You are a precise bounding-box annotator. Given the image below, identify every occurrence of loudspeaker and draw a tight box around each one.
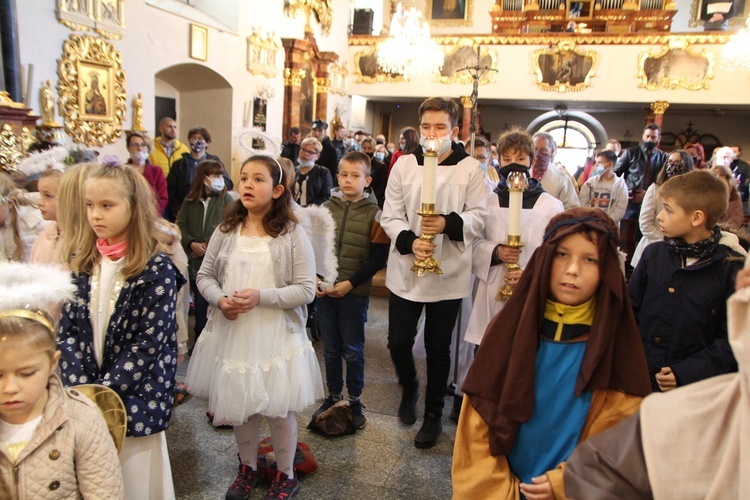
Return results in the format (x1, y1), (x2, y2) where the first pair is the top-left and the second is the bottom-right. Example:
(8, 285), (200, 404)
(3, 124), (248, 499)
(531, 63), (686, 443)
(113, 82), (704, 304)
(352, 9), (374, 35)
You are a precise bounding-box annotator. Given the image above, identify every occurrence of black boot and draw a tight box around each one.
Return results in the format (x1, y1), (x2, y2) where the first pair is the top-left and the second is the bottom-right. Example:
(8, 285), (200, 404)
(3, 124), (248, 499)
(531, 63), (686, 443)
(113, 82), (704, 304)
(449, 395), (462, 424)
(414, 413), (442, 449)
(398, 379), (419, 425)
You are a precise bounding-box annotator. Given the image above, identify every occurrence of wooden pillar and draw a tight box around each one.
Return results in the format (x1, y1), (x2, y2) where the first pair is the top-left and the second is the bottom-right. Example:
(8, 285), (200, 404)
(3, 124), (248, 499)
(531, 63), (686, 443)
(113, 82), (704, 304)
(460, 96), (472, 143)
(315, 52), (338, 127)
(282, 38), (315, 137)
(648, 100), (669, 129)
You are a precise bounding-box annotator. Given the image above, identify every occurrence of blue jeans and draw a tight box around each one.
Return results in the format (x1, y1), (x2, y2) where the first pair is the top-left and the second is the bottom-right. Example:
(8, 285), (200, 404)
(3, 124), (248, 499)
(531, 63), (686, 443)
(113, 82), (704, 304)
(317, 294), (369, 398)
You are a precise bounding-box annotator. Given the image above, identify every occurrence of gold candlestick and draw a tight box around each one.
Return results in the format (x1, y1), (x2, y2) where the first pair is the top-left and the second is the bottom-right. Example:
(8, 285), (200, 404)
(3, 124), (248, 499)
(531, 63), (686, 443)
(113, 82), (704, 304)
(496, 171), (528, 300)
(411, 203), (444, 277)
(496, 239), (525, 300)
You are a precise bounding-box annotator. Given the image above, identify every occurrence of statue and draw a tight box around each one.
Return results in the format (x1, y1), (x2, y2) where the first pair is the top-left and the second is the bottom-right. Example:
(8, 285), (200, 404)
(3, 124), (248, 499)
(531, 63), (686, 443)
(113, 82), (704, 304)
(40, 81), (61, 127)
(132, 93), (146, 131)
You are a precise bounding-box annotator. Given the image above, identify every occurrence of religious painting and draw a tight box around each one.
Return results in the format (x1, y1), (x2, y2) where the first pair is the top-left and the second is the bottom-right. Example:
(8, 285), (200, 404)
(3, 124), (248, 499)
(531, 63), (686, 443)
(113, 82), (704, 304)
(190, 24), (208, 61)
(56, 0), (125, 39)
(436, 44), (497, 84)
(57, 34), (126, 146)
(426, 0), (473, 26)
(247, 29), (281, 78)
(533, 42), (598, 93)
(299, 60), (316, 131)
(353, 49), (407, 84)
(637, 40), (714, 91)
(690, 0), (749, 27)
(252, 98), (267, 150)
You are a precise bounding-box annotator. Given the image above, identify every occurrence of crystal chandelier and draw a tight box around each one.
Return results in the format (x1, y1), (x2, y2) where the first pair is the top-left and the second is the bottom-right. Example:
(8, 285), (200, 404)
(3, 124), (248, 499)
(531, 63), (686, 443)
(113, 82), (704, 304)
(722, 18), (750, 71)
(377, 7), (444, 78)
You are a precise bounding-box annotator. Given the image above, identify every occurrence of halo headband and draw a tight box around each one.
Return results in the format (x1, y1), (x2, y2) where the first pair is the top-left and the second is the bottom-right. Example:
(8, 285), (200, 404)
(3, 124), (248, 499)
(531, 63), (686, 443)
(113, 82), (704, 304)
(273, 157), (283, 184)
(0, 309), (55, 334)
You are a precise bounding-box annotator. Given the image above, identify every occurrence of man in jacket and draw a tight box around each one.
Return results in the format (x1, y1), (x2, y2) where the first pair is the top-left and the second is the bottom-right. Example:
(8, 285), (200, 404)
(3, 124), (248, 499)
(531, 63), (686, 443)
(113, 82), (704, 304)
(615, 124), (668, 221)
(150, 117), (190, 177)
(311, 119), (339, 184)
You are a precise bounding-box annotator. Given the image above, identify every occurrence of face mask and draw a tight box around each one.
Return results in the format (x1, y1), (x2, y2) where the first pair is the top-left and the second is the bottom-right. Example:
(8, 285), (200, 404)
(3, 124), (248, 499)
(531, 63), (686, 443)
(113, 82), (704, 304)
(498, 163), (530, 180)
(374, 152), (385, 162)
(190, 141), (206, 153)
(593, 166), (606, 176)
(298, 158), (315, 168)
(531, 151), (551, 170)
(715, 157), (728, 167)
(479, 161), (488, 174)
(345, 138), (354, 149)
(692, 156), (701, 165)
(388, 146), (395, 154)
(376, 139), (384, 145)
(208, 177), (225, 192)
(130, 151), (149, 163)
(665, 162), (685, 178)
(365, 151), (374, 158)
(420, 135), (452, 156)
(491, 158), (499, 168)
(643, 140), (658, 150)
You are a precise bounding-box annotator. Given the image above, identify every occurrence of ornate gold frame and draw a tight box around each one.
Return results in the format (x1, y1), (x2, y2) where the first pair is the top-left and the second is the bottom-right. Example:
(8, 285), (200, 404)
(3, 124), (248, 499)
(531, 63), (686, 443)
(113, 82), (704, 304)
(689, 0), (749, 28)
(190, 24), (208, 61)
(636, 38), (714, 91)
(435, 42), (497, 84)
(354, 48), (407, 84)
(247, 29), (281, 78)
(329, 63), (348, 95)
(426, 0), (474, 27)
(57, 34), (126, 146)
(532, 41), (598, 92)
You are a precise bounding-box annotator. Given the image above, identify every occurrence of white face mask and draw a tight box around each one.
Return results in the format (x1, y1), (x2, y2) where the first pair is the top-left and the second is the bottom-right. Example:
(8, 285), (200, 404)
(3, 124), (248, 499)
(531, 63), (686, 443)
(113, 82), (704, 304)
(374, 152), (385, 162)
(131, 150), (149, 164)
(208, 177), (225, 192)
(419, 135), (452, 156)
(298, 158), (315, 168)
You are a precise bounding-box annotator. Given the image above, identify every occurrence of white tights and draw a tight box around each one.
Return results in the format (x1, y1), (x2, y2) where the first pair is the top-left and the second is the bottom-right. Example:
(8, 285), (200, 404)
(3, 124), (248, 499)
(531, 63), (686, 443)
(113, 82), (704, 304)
(234, 413), (298, 478)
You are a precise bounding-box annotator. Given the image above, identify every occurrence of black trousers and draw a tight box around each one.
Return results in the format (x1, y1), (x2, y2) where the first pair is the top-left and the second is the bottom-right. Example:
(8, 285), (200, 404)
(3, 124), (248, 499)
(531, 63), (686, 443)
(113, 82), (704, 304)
(387, 293), (462, 417)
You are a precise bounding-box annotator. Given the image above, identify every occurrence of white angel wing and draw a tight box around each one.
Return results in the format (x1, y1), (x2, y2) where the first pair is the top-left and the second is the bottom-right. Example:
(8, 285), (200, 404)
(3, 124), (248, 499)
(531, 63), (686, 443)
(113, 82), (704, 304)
(293, 204), (339, 283)
(236, 128), (281, 158)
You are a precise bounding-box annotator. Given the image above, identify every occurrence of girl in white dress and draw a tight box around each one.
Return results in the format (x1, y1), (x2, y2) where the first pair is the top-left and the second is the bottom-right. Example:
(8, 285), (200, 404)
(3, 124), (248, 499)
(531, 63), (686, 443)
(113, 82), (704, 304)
(187, 156), (322, 500)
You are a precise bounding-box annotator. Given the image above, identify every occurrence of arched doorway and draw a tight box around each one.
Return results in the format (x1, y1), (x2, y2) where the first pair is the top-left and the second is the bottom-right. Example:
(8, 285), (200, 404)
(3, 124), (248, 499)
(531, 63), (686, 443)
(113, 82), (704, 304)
(528, 111), (607, 175)
(154, 64), (233, 173)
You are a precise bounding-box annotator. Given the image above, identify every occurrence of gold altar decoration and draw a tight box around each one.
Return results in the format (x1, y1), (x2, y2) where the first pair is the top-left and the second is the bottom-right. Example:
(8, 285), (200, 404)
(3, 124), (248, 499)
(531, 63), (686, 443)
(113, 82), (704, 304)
(131, 93), (145, 132)
(637, 38), (714, 91)
(436, 42), (497, 84)
(354, 48), (407, 84)
(329, 63), (348, 95)
(0, 124), (23, 172)
(0, 91), (25, 109)
(284, 0), (332, 35)
(40, 81), (61, 127)
(57, 34), (127, 146)
(21, 127), (35, 154)
(247, 29), (281, 78)
(56, 0), (125, 39)
(533, 41), (598, 92)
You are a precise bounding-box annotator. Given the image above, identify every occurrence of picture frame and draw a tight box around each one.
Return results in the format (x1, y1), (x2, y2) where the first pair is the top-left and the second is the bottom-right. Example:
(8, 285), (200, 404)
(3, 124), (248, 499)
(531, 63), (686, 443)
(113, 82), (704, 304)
(533, 41), (598, 93)
(353, 48), (407, 84)
(637, 39), (714, 91)
(57, 34), (126, 146)
(190, 24), (208, 61)
(425, 0), (473, 27)
(689, 0), (749, 27)
(436, 43), (497, 84)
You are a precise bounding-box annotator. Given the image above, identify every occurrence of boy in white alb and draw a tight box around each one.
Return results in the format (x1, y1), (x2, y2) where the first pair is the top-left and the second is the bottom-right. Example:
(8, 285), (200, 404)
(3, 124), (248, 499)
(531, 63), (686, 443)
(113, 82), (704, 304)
(381, 97), (487, 449)
(579, 149), (629, 224)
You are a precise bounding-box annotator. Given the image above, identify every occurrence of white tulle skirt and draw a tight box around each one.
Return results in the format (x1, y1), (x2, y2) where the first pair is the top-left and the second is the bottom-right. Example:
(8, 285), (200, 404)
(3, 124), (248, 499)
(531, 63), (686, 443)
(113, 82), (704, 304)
(186, 235), (323, 426)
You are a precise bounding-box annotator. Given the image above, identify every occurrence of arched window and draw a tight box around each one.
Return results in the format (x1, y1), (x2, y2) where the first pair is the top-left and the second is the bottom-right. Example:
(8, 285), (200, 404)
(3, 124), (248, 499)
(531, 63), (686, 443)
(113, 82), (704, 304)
(538, 118), (599, 175)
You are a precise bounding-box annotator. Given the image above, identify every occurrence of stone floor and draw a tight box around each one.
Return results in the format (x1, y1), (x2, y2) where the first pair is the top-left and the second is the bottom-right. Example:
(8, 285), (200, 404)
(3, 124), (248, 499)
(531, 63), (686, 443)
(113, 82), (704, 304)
(167, 296), (457, 499)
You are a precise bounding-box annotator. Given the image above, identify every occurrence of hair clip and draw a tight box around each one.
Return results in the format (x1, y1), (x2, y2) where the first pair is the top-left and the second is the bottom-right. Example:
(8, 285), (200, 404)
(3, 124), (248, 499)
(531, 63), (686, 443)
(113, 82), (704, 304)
(101, 154), (122, 167)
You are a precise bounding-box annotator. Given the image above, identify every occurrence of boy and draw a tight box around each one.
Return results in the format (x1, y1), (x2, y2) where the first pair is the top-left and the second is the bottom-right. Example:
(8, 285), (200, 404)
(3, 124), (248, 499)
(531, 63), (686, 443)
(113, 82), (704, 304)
(578, 149), (629, 224)
(630, 170), (743, 392)
(311, 151), (389, 429)
(381, 97), (487, 449)
(454, 209), (650, 498)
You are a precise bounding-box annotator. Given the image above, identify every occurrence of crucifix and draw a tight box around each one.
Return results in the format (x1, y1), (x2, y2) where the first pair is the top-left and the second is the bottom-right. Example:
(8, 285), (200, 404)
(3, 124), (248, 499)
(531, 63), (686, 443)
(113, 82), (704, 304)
(457, 46), (498, 157)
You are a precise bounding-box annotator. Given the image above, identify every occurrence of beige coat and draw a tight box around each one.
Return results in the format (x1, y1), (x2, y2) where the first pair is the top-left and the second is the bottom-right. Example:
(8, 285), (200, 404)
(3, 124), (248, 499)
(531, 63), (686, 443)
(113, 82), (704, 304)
(0, 375), (124, 499)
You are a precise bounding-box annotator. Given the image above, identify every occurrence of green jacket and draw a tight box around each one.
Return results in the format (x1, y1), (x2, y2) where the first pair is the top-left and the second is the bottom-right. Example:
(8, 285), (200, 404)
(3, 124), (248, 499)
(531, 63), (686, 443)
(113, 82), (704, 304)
(324, 191), (388, 297)
(176, 192), (234, 280)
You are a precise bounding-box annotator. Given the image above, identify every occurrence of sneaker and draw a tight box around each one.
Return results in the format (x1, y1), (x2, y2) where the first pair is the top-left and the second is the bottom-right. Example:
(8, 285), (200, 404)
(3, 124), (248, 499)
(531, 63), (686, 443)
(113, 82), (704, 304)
(225, 462), (263, 500)
(398, 379), (419, 425)
(264, 471), (300, 499)
(448, 395), (462, 425)
(349, 399), (367, 429)
(307, 395), (340, 429)
(414, 414), (442, 449)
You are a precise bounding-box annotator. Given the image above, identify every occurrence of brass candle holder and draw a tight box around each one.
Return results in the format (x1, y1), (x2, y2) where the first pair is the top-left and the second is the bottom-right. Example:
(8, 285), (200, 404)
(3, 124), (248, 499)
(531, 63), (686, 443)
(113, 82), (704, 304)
(496, 239), (525, 300)
(411, 203), (444, 277)
(496, 171), (528, 300)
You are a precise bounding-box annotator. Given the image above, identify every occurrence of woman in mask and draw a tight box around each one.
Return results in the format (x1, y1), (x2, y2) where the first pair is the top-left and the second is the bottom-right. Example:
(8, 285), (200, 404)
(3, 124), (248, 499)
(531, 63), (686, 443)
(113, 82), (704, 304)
(176, 159), (235, 347)
(126, 131), (169, 215)
(685, 142), (709, 170)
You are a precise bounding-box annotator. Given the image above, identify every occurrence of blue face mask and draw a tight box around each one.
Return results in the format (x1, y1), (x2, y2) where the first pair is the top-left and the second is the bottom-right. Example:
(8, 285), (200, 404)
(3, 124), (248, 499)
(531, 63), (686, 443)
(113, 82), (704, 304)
(593, 166), (606, 176)
(479, 161), (489, 174)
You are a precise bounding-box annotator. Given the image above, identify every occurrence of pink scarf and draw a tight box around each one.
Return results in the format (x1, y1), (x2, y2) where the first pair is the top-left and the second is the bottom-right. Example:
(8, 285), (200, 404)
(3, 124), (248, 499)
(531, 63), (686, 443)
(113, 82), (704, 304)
(96, 238), (128, 261)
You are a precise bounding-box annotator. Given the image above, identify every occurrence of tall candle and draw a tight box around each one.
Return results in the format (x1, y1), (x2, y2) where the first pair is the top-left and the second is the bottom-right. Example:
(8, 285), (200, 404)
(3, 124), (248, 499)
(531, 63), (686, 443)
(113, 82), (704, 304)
(422, 152), (438, 206)
(508, 189), (522, 237)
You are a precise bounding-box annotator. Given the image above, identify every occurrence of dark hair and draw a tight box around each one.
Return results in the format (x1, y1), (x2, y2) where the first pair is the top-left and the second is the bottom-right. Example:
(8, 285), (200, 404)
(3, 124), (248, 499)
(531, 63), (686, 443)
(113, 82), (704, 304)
(498, 127), (535, 161)
(27, 141), (57, 154)
(219, 156), (296, 237)
(185, 160), (227, 202)
(644, 123), (662, 135)
(418, 97), (460, 128)
(188, 126), (212, 143)
(288, 127), (300, 135)
(474, 136), (490, 150)
(659, 170), (727, 228)
(341, 151), (371, 176)
(595, 149), (618, 164)
(655, 149), (694, 185)
(399, 127), (419, 154)
(731, 144), (742, 154)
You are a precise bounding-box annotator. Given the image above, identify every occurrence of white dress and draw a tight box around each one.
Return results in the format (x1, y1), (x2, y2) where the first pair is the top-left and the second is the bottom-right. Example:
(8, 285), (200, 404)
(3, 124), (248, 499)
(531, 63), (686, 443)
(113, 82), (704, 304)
(187, 234), (323, 425)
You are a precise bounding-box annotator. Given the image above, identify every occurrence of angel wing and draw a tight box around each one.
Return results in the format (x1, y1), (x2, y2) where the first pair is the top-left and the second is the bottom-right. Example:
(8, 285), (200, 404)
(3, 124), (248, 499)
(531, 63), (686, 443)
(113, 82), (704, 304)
(293, 203), (339, 283)
(236, 128), (281, 158)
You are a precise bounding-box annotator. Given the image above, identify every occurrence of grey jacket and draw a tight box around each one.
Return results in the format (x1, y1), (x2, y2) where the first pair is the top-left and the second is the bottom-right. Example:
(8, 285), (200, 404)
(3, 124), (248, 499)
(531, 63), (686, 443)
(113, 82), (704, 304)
(196, 223), (316, 333)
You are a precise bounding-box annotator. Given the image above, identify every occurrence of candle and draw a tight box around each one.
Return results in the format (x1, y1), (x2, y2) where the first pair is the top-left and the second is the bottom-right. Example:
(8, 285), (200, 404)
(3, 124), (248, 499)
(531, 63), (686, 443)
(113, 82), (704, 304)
(422, 153), (437, 206)
(508, 189), (522, 237)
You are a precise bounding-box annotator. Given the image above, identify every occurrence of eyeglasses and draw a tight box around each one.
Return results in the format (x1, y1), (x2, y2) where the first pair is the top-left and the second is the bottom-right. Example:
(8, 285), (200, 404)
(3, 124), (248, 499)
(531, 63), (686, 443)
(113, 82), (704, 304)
(129, 143), (148, 149)
(300, 148), (319, 156)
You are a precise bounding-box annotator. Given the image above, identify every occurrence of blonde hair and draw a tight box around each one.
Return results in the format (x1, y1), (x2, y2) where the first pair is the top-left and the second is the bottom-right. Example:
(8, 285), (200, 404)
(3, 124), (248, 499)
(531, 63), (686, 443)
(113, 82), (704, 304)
(277, 157), (296, 192)
(0, 315), (57, 360)
(72, 164), (160, 279)
(58, 163), (93, 266)
(300, 137), (322, 154)
(0, 173), (37, 261)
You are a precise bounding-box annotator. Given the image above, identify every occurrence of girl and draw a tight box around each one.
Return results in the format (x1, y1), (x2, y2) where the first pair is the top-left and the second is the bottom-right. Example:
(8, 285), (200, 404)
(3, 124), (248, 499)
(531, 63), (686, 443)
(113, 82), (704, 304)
(30, 169), (64, 265)
(57, 163), (185, 500)
(186, 156), (323, 500)
(0, 262), (124, 498)
(631, 149), (694, 267)
(57, 163), (93, 266)
(0, 174), (47, 262)
(176, 160), (234, 345)
(453, 208), (652, 499)
(125, 131), (168, 215)
(711, 163), (745, 230)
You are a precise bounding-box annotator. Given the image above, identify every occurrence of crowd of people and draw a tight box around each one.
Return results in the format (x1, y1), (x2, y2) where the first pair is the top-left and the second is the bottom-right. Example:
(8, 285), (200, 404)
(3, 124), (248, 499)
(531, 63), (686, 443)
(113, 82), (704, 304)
(0, 97), (748, 499)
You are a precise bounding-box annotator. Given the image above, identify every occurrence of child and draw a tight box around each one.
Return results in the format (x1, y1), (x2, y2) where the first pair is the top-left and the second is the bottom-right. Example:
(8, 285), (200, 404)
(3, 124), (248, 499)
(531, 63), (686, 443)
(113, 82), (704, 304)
(0, 174), (47, 262)
(453, 208), (651, 498)
(57, 163), (93, 265)
(631, 149), (695, 267)
(311, 151), (389, 430)
(0, 262), (124, 498)
(176, 160), (234, 345)
(381, 97), (487, 449)
(578, 149), (629, 224)
(186, 156), (322, 499)
(631, 170), (744, 392)
(57, 163), (185, 499)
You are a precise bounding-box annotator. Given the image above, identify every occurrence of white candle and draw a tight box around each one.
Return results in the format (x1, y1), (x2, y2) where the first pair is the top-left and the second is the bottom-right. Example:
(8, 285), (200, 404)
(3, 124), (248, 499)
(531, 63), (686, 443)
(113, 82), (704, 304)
(422, 153), (438, 206)
(508, 189), (522, 238)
